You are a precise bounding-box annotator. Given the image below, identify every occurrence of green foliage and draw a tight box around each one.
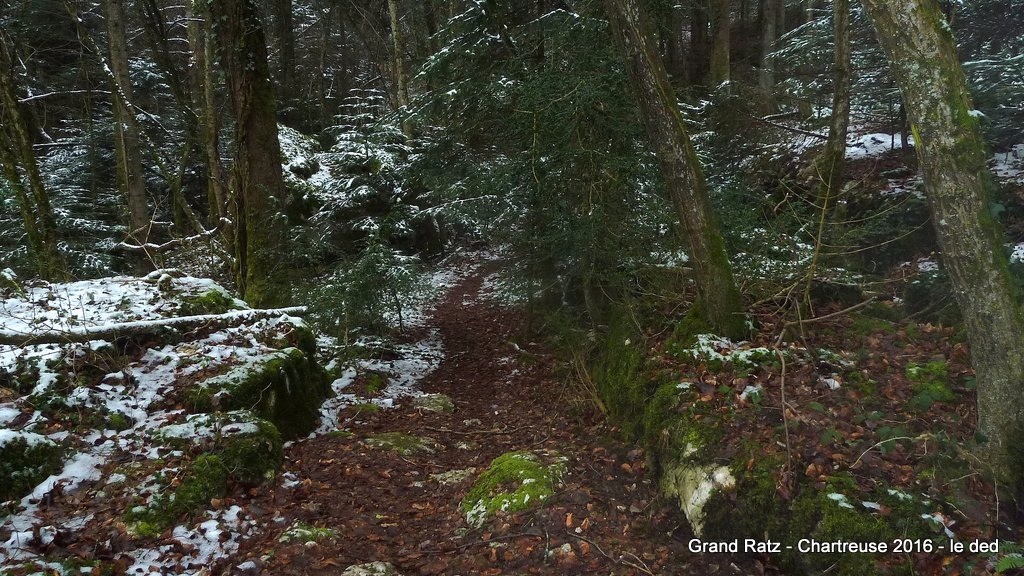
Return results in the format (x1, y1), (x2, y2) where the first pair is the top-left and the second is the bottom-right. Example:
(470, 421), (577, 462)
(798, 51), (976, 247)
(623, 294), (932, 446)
(308, 235), (425, 338)
(906, 360), (954, 411)
(414, 2), (676, 320)
(997, 553), (1024, 573)
(0, 434), (65, 503)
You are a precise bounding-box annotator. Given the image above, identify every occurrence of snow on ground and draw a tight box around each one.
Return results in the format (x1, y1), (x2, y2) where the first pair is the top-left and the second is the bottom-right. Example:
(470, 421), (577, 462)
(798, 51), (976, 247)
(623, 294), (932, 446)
(313, 250), (496, 435)
(845, 132), (906, 160)
(0, 272), (308, 573)
(991, 143), (1024, 184)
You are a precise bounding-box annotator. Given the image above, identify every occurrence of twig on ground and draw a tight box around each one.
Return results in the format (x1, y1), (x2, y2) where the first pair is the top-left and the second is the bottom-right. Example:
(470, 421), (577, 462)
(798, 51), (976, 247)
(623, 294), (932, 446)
(850, 434), (930, 470)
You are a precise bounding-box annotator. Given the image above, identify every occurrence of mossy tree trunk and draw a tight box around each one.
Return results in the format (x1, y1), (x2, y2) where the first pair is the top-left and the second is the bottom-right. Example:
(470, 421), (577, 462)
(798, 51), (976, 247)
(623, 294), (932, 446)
(186, 0), (229, 231)
(811, 0), (850, 200)
(105, 0), (152, 266)
(708, 0), (730, 88)
(861, 0), (1024, 483)
(604, 0), (746, 338)
(0, 30), (67, 280)
(211, 0), (289, 307)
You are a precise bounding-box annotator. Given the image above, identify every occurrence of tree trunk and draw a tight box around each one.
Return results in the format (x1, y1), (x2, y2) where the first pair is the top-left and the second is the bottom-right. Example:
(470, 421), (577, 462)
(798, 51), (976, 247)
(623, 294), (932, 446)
(811, 0), (850, 199)
(423, 0), (440, 55)
(666, 4), (685, 79)
(274, 0), (296, 121)
(689, 1), (710, 85)
(211, 0), (289, 307)
(316, 0), (338, 129)
(105, 0), (152, 264)
(709, 0), (730, 88)
(0, 30), (66, 279)
(604, 0), (746, 338)
(797, 0), (815, 117)
(861, 0), (1024, 483)
(759, 0), (776, 102)
(388, 0), (412, 139)
(186, 0), (228, 230)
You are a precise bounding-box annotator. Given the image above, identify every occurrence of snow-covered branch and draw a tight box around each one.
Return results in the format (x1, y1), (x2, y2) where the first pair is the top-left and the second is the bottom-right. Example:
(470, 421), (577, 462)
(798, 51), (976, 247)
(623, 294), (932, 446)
(0, 307), (306, 346)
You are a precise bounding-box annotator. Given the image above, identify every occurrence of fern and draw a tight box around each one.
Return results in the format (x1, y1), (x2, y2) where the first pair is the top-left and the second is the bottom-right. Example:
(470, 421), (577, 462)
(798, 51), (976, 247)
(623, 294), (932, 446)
(997, 553), (1024, 573)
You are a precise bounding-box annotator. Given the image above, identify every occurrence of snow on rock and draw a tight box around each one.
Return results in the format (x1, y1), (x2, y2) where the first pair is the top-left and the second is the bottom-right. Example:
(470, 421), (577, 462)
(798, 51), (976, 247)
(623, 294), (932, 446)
(0, 249), (479, 572)
(0, 273), (317, 572)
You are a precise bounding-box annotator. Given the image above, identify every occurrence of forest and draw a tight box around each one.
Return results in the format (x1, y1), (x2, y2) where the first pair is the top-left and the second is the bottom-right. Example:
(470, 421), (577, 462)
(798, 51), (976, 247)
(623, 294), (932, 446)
(1, 0), (1024, 574)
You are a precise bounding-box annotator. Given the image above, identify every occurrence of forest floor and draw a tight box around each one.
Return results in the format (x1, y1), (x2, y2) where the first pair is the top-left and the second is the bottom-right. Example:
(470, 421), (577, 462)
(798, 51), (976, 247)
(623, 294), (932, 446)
(227, 257), (756, 575)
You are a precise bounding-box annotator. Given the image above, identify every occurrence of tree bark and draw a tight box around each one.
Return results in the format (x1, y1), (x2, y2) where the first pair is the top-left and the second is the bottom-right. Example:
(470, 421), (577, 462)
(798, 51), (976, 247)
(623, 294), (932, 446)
(388, 0), (412, 139)
(604, 0), (746, 338)
(810, 0), (850, 199)
(0, 30), (66, 280)
(274, 0), (296, 121)
(709, 0), (730, 88)
(105, 0), (152, 263)
(759, 0), (776, 102)
(861, 0), (1024, 482)
(186, 0), (228, 229)
(211, 0), (289, 307)
(689, 1), (710, 85)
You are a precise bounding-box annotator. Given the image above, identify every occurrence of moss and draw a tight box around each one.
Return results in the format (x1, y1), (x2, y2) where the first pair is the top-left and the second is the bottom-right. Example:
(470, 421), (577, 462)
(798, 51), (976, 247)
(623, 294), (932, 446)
(124, 454), (228, 537)
(180, 289), (240, 316)
(703, 457), (787, 542)
(279, 521), (335, 543)
(785, 487), (894, 575)
(353, 402), (382, 414)
(667, 305), (712, 351)
(185, 347), (329, 438)
(363, 432), (441, 455)
(155, 411), (283, 485)
(412, 393), (454, 413)
(641, 382), (684, 447)
(461, 451), (566, 528)
(106, 411), (132, 431)
(906, 360), (954, 411)
(589, 316), (647, 437)
(849, 313), (895, 336)
(0, 433), (65, 503)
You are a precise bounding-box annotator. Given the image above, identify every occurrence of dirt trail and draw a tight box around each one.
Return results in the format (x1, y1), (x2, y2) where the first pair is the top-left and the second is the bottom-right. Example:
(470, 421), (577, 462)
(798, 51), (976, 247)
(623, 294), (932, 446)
(233, 263), (750, 575)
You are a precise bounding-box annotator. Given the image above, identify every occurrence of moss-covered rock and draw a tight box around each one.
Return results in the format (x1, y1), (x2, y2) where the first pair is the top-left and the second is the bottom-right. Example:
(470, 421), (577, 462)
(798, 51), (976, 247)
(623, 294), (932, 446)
(124, 454), (229, 538)
(339, 562), (403, 576)
(363, 432), (441, 455)
(185, 347), (329, 438)
(156, 410), (284, 484)
(180, 289), (242, 316)
(412, 393), (455, 413)
(431, 468), (476, 485)
(660, 461), (736, 536)
(279, 521), (336, 544)
(0, 431), (64, 503)
(461, 450), (567, 528)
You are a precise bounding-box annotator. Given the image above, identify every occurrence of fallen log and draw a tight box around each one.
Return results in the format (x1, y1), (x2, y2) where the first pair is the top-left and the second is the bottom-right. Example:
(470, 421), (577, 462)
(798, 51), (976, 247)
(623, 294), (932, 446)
(0, 306), (306, 347)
